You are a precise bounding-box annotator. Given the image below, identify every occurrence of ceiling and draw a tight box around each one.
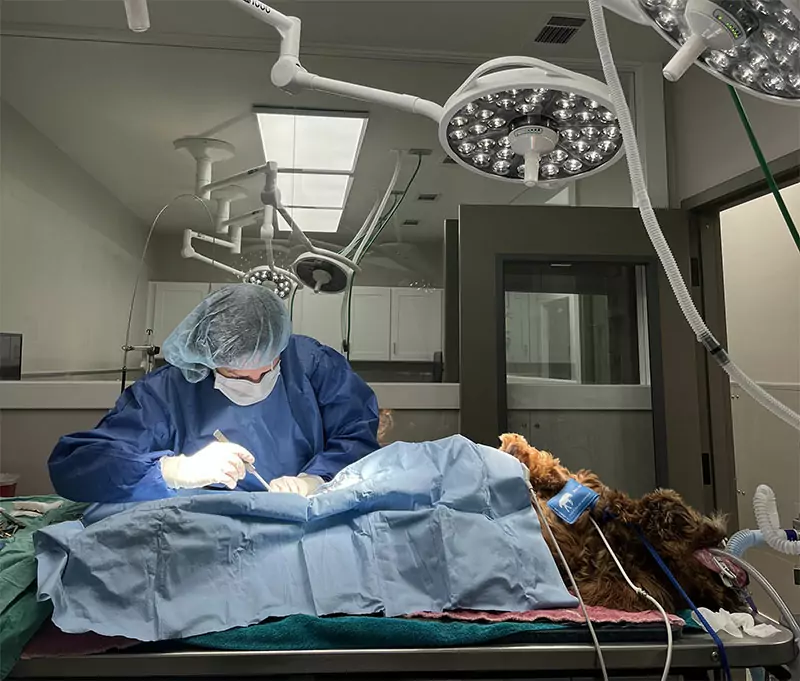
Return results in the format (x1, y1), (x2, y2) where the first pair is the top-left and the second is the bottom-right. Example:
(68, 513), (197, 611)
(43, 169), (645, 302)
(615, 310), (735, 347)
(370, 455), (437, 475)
(0, 0), (672, 245)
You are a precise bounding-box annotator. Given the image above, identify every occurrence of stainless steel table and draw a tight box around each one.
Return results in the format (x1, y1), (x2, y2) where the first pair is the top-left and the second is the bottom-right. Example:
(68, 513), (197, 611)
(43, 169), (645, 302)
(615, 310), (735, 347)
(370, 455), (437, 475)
(10, 626), (797, 680)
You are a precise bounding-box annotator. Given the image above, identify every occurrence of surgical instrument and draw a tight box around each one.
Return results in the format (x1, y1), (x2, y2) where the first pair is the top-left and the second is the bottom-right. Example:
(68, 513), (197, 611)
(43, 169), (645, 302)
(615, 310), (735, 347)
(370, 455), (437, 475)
(212, 429), (271, 491)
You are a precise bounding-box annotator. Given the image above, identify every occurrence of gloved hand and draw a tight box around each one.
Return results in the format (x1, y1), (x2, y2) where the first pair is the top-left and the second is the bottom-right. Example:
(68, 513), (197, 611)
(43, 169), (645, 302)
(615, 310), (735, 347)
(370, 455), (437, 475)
(160, 442), (256, 490)
(268, 473), (324, 497)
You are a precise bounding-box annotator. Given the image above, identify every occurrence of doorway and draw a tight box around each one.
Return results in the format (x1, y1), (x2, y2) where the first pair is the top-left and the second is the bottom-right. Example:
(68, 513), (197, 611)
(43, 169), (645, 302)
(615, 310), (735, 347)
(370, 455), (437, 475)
(719, 181), (800, 614)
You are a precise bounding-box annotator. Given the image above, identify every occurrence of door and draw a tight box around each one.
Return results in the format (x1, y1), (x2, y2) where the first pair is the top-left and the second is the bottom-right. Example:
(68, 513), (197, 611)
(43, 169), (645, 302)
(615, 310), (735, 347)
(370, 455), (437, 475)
(391, 288), (443, 362)
(349, 287), (391, 361)
(457, 205), (706, 509)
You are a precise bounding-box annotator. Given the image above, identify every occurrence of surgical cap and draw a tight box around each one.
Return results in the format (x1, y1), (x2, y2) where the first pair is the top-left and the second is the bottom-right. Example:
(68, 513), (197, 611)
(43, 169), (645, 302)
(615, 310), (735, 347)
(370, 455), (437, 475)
(163, 284), (292, 383)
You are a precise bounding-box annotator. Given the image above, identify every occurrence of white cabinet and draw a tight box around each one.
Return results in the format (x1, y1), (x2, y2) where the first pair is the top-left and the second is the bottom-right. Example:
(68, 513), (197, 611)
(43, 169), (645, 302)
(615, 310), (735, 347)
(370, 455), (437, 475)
(390, 288), (443, 362)
(293, 287), (345, 353)
(148, 282), (212, 349)
(348, 287), (391, 361)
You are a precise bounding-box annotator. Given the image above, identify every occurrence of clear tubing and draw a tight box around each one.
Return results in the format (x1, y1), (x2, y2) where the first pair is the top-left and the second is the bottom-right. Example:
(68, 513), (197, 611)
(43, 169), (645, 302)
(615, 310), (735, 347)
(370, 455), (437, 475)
(726, 529), (764, 557)
(122, 194), (216, 392)
(709, 548), (800, 681)
(353, 152), (403, 264)
(586, 0), (800, 432)
(753, 485), (800, 556)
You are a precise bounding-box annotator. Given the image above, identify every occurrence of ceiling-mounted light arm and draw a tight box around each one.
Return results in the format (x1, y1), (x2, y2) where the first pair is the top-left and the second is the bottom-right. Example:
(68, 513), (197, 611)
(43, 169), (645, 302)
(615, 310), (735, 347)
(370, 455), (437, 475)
(226, 0), (444, 123)
(201, 163), (272, 200)
(183, 227), (243, 255)
(288, 72), (444, 123)
(181, 228), (246, 277)
(227, 0), (301, 60)
(259, 162), (362, 273)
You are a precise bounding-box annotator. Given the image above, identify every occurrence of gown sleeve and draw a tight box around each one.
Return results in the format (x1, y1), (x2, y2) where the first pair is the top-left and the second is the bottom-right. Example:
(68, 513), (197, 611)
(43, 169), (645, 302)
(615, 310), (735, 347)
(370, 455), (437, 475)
(301, 344), (379, 481)
(48, 378), (177, 503)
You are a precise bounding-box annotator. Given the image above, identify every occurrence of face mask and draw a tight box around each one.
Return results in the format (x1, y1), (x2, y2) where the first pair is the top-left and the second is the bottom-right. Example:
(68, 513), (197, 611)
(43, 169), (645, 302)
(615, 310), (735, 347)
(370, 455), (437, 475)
(214, 364), (281, 406)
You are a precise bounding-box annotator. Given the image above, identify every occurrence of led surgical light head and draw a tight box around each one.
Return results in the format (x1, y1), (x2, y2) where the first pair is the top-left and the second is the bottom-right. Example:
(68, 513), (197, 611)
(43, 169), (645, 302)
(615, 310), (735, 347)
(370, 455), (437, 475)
(603, 0), (800, 105)
(438, 58), (625, 186)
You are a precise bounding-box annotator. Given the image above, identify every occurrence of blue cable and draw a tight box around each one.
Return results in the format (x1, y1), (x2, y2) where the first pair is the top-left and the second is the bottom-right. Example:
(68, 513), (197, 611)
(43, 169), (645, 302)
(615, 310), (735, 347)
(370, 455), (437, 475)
(634, 527), (733, 681)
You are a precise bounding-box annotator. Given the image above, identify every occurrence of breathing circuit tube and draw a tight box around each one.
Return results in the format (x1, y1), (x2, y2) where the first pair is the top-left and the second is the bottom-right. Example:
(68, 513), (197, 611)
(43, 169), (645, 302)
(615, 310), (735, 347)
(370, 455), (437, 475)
(726, 529), (765, 558)
(586, 0), (800, 433)
(753, 485), (800, 556)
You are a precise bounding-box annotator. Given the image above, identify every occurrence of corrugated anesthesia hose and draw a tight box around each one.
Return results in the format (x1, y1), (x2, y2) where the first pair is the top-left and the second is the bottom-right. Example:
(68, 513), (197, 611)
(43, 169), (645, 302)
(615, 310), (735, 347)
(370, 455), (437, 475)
(726, 529), (764, 557)
(753, 485), (800, 556)
(586, 0), (800, 432)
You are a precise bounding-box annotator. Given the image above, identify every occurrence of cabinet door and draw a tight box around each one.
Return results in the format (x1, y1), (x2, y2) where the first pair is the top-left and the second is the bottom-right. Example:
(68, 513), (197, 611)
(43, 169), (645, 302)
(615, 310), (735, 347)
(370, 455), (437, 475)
(349, 287), (391, 361)
(390, 289), (443, 361)
(294, 288), (345, 353)
(149, 282), (211, 350)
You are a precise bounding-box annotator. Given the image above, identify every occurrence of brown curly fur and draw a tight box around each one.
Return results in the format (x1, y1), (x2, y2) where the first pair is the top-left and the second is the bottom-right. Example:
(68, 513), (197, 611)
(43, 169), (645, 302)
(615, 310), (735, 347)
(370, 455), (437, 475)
(499, 433), (742, 614)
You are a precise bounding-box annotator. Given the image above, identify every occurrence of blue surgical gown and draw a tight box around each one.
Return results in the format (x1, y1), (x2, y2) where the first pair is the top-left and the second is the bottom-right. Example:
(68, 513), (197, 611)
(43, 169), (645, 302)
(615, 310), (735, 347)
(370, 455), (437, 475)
(49, 335), (380, 503)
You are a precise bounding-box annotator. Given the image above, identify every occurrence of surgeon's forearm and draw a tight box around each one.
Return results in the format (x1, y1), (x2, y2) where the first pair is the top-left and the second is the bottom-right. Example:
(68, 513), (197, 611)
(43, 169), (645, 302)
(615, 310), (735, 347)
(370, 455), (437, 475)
(302, 433), (378, 480)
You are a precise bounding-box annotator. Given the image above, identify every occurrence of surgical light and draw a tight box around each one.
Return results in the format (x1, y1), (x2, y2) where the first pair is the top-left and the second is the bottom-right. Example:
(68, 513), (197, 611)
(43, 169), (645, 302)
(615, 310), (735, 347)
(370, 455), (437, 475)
(245, 266), (294, 299)
(210, 1), (626, 189)
(438, 58), (625, 187)
(603, 0), (800, 105)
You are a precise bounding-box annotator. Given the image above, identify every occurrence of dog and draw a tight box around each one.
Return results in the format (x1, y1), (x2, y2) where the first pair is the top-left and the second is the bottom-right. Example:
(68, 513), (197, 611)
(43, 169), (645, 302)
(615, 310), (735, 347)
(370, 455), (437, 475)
(499, 433), (742, 614)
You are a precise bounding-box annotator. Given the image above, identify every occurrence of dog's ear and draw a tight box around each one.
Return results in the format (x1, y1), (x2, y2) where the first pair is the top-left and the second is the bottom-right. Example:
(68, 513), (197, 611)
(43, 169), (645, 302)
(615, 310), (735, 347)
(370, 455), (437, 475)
(499, 433), (529, 458)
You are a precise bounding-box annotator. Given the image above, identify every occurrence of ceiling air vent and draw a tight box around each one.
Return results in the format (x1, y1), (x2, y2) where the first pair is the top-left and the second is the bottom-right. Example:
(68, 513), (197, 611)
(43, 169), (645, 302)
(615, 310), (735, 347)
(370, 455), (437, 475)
(417, 193), (440, 202)
(402, 219), (420, 227)
(534, 16), (586, 45)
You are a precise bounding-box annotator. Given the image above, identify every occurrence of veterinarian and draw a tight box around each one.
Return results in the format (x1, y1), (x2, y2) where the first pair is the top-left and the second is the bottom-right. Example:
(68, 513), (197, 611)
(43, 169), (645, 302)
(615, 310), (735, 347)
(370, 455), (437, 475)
(49, 284), (380, 504)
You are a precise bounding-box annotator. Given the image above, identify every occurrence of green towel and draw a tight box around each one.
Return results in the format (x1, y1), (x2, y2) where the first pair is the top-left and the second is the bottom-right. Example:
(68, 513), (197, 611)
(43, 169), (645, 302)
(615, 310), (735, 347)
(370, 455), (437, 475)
(0, 497), (86, 680)
(185, 614), (570, 651)
(186, 611), (698, 651)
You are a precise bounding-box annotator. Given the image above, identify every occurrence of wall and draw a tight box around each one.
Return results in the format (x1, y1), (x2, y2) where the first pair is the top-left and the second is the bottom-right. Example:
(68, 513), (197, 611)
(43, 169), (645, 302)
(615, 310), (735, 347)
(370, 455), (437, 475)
(0, 101), (150, 375)
(721, 184), (800, 384)
(668, 68), (800, 203)
(720, 183), (800, 614)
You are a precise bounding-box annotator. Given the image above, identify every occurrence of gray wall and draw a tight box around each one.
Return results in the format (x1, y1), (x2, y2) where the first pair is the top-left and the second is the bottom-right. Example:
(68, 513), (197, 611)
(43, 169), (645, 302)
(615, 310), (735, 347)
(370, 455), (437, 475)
(508, 410), (655, 498)
(667, 69), (800, 204)
(0, 101), (150, 375)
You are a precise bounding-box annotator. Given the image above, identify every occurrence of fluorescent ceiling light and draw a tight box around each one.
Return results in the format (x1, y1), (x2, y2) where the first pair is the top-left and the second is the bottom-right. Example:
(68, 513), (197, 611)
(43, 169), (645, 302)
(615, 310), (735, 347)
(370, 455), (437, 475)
(277, 173), (350, 209)
(278, 207), (343, 234)
(256, 111), (367, 172)
(256, 109), (367, 234)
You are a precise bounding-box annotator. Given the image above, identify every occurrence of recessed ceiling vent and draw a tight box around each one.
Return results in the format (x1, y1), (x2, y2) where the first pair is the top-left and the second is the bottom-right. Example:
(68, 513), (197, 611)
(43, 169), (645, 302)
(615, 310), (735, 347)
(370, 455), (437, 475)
(534, 16), (586, 45)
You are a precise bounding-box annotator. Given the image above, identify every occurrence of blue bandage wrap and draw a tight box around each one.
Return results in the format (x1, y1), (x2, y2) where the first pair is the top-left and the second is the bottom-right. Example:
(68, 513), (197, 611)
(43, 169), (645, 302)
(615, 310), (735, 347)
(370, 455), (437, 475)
(547, 478), (599, 524)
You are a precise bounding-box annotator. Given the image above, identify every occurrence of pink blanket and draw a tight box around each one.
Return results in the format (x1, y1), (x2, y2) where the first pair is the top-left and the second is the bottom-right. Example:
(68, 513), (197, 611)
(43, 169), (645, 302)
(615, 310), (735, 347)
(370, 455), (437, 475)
(411, 605), (684, 627)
